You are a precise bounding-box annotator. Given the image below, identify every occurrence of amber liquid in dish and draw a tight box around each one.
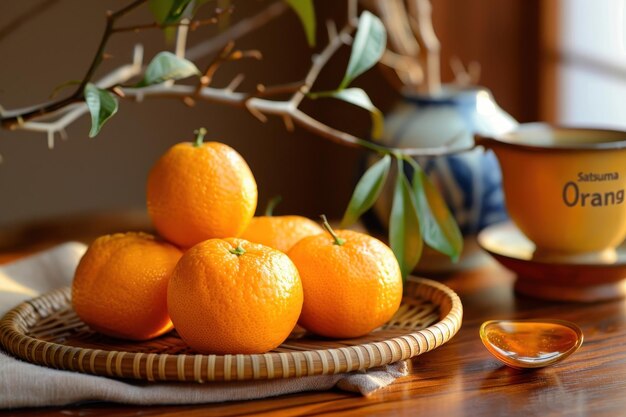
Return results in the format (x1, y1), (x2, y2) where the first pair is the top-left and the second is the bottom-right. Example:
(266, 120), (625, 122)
(480, 320), (583, 369)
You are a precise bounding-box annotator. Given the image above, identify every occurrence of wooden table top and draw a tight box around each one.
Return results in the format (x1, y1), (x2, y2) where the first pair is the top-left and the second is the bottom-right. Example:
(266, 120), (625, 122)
(2, 218), (626, 416)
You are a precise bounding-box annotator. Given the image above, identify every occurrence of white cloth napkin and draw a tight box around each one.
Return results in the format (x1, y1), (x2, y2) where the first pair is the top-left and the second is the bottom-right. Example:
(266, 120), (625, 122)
(0, 243), (408, 409)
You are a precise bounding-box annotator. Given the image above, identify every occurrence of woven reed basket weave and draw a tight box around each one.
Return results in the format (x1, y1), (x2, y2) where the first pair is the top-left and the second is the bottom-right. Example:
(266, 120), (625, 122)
(0, 277), (462, 382)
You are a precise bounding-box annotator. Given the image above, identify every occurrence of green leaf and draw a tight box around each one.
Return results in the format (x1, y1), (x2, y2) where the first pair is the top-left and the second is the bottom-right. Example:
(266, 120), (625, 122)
(285, 0), (316, 47)
(405, 157), (463, 261)
(148, 0), (178, 43)
(310, 88), (384, 140)
(166, 0), (194, 23)
(136, 52), (200, 87)
(340, 11), (386, 89)
(341, 154), (391, 228)
(389, 158), (423, 280)
(217, 0), (232, 30)
(149, 0), (173, 24)
(149, 0), (193, 24)
(84, 83), (118, 138)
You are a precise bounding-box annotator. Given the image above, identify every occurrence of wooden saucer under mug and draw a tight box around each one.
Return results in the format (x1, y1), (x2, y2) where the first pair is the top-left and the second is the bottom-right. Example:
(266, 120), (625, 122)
(478, 222), (626, 302)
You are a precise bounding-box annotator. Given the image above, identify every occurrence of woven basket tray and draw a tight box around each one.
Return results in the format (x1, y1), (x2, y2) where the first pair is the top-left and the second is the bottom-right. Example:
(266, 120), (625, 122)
(0, 277), (462, 382)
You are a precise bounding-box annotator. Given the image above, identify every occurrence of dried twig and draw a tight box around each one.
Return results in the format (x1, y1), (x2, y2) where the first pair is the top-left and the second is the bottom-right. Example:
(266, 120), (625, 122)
(380, 50), (423, 87)
(0, 0), (147, 128)
(116, 83), (465, 156)
(77, 0), (148, 97)
(0, 1), (287, 131)
(16, 45), (145, 148)
(290, 22), (356, 108)
(186, 2), (288, 61)
(195, 41), (236, 94)
(407, 0), (441, 94)
(450, 56), (481, 86)
(1, 0), (468, 158)
(361, 0), (422, 89)
(113, 14), (224, 33)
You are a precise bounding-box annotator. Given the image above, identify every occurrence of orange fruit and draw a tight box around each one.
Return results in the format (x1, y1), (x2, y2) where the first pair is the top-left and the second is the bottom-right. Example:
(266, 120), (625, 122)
(146, 128), (257, 248)
(241, 215), (323, 253)
(288, 218), (403, 338)
(167, 238), (303, 354)
(72, 232), (182, 341)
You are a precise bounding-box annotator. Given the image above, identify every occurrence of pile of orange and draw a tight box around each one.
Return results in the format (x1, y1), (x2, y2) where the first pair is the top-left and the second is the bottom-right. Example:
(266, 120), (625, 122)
(72, 128), (403, 354)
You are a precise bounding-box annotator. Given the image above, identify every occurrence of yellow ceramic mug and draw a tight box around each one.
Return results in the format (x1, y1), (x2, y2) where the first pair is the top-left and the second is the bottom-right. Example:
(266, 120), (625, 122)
(478, 124), (626, 262)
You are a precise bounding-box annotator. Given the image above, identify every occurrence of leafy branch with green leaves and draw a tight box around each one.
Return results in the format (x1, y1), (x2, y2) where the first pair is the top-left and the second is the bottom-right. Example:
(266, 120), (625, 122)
(0, 0), (463, 278)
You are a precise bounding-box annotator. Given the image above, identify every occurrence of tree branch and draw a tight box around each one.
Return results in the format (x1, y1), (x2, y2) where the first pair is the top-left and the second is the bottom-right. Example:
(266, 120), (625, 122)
(186, 1), (288, 61)
(407, 0), (441, 94)
(15, 44), (145, 148)
(113, 15), (220, 33)
(1, 1), (288, 129)
(118, 83), (465, 156)
(0, 0), (467, 157)
(290, 22), (356, 108)
(78, 0), (147, 95)
(0, 0), (147, 129)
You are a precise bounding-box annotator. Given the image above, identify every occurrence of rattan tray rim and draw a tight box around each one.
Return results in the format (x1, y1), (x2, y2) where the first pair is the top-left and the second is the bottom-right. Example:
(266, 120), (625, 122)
(0, 277), (462, 382)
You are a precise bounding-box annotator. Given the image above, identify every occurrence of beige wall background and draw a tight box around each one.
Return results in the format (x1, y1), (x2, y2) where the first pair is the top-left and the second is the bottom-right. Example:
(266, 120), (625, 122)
(0, 1), (540, 230)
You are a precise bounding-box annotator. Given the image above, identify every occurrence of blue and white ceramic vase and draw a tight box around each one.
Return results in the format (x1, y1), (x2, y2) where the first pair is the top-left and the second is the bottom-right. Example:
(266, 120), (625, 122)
(373, 86), (518, 272)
